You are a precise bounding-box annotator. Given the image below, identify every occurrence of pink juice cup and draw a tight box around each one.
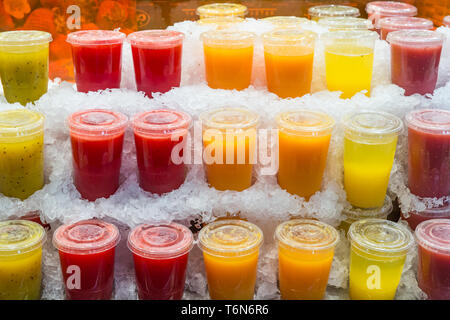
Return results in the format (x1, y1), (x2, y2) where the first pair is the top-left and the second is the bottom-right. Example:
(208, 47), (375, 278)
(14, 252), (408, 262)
(366, 1), (417, 32)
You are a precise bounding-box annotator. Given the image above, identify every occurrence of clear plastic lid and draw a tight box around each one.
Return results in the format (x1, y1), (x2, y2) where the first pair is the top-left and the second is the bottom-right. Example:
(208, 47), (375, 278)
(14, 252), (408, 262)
(198, 219), (263, 257)
(408, 202), (450, 218)
(405, 109), (450, 136)
(201, 30), (255, 48)
(444, 15), (450, 27)
(260, 16), (310, 27)
(318, 17), (373, 30)
(343, 195), (393, 221)
(275, 219), (339, 251)
(308, 5), (360, 18)
(128, 223), (194, 259)
(0, 30), (52, 46)
(343, 111), (403, 141)
(196, 3), (248, 18)
(322, 29), (379, 42)
(416, 219), (450, 255)
(53, 219), (120, 255)
(200, 107), (259, 131)
(0, 109), (44, 138)
(0, 220), (46, 256)
(262, 29), (316, 48)
(276, 110), (334, 136)
(132, 109), (191, 136)
(387, 30), (444, 47)
(66, 30), (126, 45)
(197, 16), (244, 26)
(348, 218), (413, 257)
(379, 16), (433, 31)
(68, 109), (128, 137)
(127, 30), (184, 49)
(366, 1), (417, 16)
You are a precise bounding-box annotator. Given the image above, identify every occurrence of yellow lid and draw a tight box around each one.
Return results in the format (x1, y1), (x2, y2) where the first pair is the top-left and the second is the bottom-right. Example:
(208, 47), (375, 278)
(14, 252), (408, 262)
(0, 109), (44, 139)
(196, 3), (248, 18)
(0, 220), (46, 256)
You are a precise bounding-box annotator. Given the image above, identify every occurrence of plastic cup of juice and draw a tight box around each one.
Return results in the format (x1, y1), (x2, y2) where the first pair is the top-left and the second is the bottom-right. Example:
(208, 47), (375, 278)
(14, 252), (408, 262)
(128, 222), (194, 300)
(308, 5), (360, 22)
(0, 220), (46, 300)
(132, 109), (191, 194)
(416, 219), (450, 300)
(318, 17), (373, 31)
(68, 109), (128, 201)
(387, 30), (444, 96)
(67, 30), (125, 93)
(198, 219), (263, 300)
(200, 107), (259, 191)
(201, 30), (255, 90)
(402, 202), (450, 231)
(0, 109), (44, 200)
(343, 111), (402, 209)
(53, 219), (120, 300)
(405, 109), (450, 198)
(260, 16), (311, 29)
(366, 1), (417, 31)
(322, 30), (378, 98)
(197, 16), (244, 29)
(128, 30), (184, 97)
(444, 16), (450, 27)
(275, 219), (339, 300)
(262, 29), (316, 98)
(0, 31), (52, 105)
(196, 3), (248, 19)
(379, 16), (433, 40)
(348, 218), (413, 300)
(276, 110), (334, 199)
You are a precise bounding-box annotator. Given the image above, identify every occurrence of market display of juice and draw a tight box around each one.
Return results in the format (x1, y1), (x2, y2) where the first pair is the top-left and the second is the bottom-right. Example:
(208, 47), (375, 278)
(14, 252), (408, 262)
(366, 1), (418, 32)
(308, 5), (360, 22)
(198, 219), (263, 300)
(0, 220), (46, 300)
(196, 3), (248, 19)
(379, 17), (433, 40)
(275, 219), (339, 300)
(0, 109), (44, 200)
(0, 31), (52, 105)
(318, 17), (373, 31)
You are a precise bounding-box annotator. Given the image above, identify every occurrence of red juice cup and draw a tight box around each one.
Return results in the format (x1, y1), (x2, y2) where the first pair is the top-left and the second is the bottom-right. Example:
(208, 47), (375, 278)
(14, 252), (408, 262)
(402, 203), (450, 230)
(405, 109), (450, 198)
(379, 16), (433, 40)
(132, 109), (191, 194)
(416, 219), (450, 300)
(53, 219), (120, 300)
(128, 222), (194, 300)
(387, 30), (444, 96)
(68, 109), (128, 201)
(67, 30), (125, 93)
(366, 1), (417, 32)
(128, 30), (184, 97)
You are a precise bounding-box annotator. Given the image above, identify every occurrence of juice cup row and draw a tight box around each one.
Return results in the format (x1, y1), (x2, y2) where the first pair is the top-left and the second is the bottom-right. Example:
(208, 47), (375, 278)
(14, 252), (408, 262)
(2, 217), (449, 300)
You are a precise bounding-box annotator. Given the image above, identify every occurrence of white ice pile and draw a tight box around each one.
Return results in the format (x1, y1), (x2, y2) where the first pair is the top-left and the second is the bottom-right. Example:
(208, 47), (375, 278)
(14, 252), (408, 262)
(0, 19), (449, 300)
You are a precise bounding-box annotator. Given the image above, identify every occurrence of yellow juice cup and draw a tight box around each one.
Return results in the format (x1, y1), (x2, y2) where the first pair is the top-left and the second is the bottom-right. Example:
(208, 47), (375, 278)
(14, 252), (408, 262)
(308, 5), (360, 22)
(348, 219), (413, 300)
(262, 29), (316, 98)
(276, 110), (334, 199)
(0, 220), (46, 300)
(0, 109), (45, 200)
(275, 219), (339, 300)
(343, 111), (402, 209)
(260, 16), (311, 29)
(323, 30), (378, 98)
(197, 16), (244, 29)
(198, 219), (263, 300)
(318, 17), (373, 31)
(201, 30), (255, 90)
(200, 107), (258, 191)
(196, 3), (248, 19)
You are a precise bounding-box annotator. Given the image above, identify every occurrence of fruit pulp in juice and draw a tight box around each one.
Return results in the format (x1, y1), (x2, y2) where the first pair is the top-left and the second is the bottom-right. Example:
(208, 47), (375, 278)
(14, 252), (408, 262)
(325, 45), (374, 98)
(0, 44), (48, 105)
(344, 136), (397, 208)
(417, 245), (450, 300)
(0, 134), (44, 200)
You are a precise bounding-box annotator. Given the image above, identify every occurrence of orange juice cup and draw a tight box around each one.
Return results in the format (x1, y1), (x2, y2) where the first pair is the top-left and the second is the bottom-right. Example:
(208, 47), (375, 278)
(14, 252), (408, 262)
(200, 107), (259, 191)
(196, 3), (248, 19)
(276, 110), (334, 199)
(198, 219), (263, 300)
(262, 29), (316, 98)
(275, 219), (339, 300)
(201, 30), (255, 90)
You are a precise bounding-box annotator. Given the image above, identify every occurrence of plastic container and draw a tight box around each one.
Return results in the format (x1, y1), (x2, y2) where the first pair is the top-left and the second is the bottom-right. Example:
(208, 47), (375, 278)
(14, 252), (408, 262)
(343, 111), (402, 209)
(275, 219), (339, 300)
(132, 109), (191, 194)
(308, 5), (360, 22)
(201, 30), (255, 90)
(196, 3), (248, 19)
(262, 29), (316, 98)
(68, 109), (128, 201)
(318, 17), (373, 31)
(260, 16), (311, 29)
(276, 110), (334, 199)
(348, 219), (413, 300)
(128, 223), (194, 300)
(0, 31), (52, 105)
(0, 109), (44, 200)
(197, 16), (244, 29)
(128, 30), (184, 97)
(366, 1), (417, 30)
(402, 203), (450, 231)
(198, 219), (263, 300)
(200, 107), (259, 191)
(379, 16), (433, 40)
(322, 30), (378, 98)
(67, 30), (125, 93)
(53, 219), (120, 300)
(0, 220), (46, 300)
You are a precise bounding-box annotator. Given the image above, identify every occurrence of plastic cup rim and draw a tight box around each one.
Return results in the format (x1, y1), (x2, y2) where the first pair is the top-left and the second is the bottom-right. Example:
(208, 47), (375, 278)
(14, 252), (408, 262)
(67, 109), (128, 137)
(308, 4), (360, 18)
(405, 108), (450, 135)
(132, 109), (192, 137)
(127, 30), (184, 48)
(415, 219), (450, 255)
(66, 30), (126, 46)
(0, 30), (52, 46)
(0, 109), (44, 138)
(0, 220), (46, 256)
(199, 107), (259, 131)
(276, 109), (335, 136)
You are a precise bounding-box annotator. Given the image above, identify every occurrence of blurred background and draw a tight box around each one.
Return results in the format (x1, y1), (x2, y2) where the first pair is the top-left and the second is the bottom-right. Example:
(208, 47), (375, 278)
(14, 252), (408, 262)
(0, 0), (448, 81)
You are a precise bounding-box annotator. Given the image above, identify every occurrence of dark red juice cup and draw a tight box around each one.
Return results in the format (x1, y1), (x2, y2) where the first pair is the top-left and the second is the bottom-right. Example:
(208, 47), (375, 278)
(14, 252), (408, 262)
(402, 203), (450, 230)
(379, 16), (433, 40)
(127, 30), (184, 97)
(128, 222), (194, 300)
(67, 30), (126, 93)
(132, 109), (191, 194)
(53, 219), (120, 300)
(68, 109), (128, 201)
(387, 30), (444, 96)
